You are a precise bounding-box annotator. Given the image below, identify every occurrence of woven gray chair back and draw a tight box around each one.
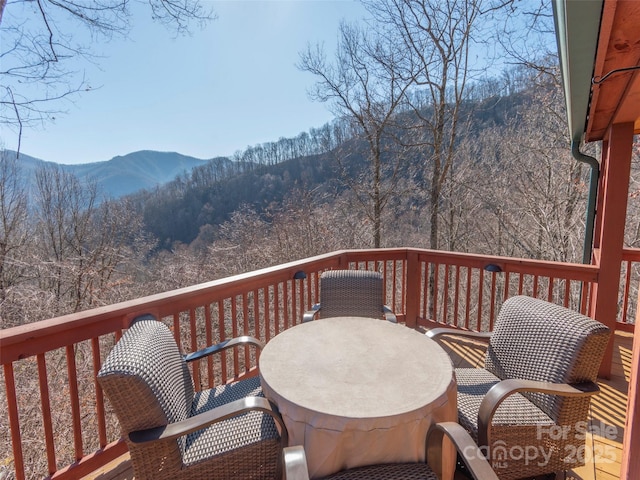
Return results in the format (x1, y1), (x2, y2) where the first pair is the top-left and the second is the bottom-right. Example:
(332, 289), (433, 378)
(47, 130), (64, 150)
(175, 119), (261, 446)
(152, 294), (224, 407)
(97, 315), (194, 455)
(485, 295), (610, 419)
(319, 270), (385, 319)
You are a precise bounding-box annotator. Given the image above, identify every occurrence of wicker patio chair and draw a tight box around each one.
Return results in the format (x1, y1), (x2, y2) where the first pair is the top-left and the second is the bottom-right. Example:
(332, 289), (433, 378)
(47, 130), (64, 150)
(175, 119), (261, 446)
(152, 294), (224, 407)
(427, 295), (611, 480)
(303, 270), (396, 322)
(97, 314), (288, 480)
(282, 422), (499, 480)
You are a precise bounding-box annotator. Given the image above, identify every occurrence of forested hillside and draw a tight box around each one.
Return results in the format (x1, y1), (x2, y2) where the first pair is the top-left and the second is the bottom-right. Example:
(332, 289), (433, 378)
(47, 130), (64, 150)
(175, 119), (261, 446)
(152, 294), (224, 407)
(131, 91), (530, 248)
(1, 70), (639, 328)
(134, 146), (353, 248)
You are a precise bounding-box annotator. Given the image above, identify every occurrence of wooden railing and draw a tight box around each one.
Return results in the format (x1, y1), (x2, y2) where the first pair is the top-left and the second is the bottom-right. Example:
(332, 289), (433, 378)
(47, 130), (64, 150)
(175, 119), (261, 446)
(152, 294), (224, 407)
(0, 247), (630, 480)
(619, 247), (640, 330)
(412, 250), (599, 331)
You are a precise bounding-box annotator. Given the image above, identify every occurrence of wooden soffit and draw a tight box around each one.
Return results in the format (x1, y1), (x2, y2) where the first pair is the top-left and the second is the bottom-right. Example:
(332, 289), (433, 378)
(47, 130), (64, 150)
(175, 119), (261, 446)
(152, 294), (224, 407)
(585, 0), (640, 142)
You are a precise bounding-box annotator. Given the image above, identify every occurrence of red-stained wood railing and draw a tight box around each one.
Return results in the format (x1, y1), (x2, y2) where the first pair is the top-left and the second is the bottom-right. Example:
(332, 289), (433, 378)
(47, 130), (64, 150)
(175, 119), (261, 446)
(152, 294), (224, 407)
(0, 247), (632, 480)
(413, 250), (600, 332)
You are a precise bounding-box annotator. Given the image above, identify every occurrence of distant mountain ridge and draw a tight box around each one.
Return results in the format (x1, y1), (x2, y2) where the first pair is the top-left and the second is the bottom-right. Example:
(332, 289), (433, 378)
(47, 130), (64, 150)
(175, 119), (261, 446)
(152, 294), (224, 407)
(6, 150), (229, 198)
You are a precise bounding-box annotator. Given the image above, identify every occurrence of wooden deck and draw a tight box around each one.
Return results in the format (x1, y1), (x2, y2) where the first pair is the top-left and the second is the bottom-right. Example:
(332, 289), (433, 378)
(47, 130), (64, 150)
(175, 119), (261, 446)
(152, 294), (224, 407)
(83, 331), (632, 480)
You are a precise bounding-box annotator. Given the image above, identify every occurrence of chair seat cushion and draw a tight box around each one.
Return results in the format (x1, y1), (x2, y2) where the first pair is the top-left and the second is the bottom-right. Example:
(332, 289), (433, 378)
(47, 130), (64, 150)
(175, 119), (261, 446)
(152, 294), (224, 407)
(183, 376), (281, 466)
(321, 463), (437, 479)
(455, 368), (554, 440)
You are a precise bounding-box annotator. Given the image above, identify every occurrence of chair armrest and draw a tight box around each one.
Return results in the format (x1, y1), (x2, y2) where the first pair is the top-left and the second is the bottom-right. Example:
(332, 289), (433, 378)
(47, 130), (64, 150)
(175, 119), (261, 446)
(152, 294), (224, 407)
(283, 446), (310, 480)
(128, 396), (288, 446)
(302, 304), (321, 323)
(477, 378), (600, 447)
(382, 305), (397, 323)
(426, 327), (492, 341)
(427, 422), (499, 480)
(183, 335), (264, 362)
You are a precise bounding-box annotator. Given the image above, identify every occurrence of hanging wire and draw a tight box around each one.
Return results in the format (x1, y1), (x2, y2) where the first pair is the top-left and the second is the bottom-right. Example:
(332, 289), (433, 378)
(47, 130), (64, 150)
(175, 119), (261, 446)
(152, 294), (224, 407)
(592, 65), (640, 84)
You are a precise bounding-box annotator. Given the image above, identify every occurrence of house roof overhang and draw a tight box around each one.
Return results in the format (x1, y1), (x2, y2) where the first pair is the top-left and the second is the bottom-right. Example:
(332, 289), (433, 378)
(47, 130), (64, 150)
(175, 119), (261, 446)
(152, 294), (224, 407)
(553, 0), (640, 144)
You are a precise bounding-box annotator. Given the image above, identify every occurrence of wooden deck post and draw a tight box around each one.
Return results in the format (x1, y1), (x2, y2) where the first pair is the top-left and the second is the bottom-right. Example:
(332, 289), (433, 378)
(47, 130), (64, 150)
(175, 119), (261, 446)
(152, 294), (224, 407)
(405, 250), (421, 329)
(590, 122), (634, 378)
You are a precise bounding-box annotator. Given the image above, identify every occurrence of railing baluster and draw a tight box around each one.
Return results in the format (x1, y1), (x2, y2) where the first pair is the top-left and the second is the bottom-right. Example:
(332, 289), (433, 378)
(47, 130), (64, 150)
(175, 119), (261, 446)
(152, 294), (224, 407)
(4, 363), (25, 480)
(443, 264), (450, 325)
(218, 299), (227, 383)
(291, 281), (298, 327)
(274, 283), (281, 336)
(283, 281), (290, 330)
(622, 259), (632, 324)
(297, 278), (304, 326)
(518, 272), (524, 295)
(173, 313), (181, 350)
(564, 279), (571, 308)
(387, 260), (392, 311)
(243, 291), (249, 338)
(503, 271), (511, 303)
(314, 271), (320, 307)
(253, 289), (259, 339)
(581, 281), (590, 315)
(189, 308), (200, 389)
(306, 275), (312, 314)
(547, 276), (555, 302)
(231, 296), (239, 378)
(65, 345), (83, 461)
(91, 337), (107, 447)
(37, 354), (56, 474)
(453, 265), (460, 328)
(243, 292), (250, 371)
(433, 263), (439, 323)
(400, 260), (406, 316)
(421, 261), (428, 320)
(489, 271), (497, 331)
(205, 305), (214, 388)
(265, 285), (272, 342)
(477, 268), (484, 331)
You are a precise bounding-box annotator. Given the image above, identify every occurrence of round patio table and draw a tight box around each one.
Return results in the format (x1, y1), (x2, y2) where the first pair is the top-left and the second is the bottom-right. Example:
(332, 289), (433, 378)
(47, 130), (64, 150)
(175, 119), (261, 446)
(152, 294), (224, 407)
(259, 316), (456, 479)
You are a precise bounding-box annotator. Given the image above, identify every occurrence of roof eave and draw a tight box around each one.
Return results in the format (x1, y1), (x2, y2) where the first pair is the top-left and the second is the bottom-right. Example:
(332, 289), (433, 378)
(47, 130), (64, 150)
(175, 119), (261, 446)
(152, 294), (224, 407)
(553, 0), (604, 146)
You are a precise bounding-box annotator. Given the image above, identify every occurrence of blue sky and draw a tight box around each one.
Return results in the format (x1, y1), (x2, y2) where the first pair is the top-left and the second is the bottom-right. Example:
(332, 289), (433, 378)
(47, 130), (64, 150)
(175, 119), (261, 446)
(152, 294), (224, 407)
(4, 1), (368, 165)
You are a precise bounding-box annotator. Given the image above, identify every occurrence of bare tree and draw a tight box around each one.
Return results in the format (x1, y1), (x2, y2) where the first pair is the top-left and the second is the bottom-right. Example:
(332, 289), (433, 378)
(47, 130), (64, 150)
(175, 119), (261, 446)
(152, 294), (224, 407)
(363, 0), (502, 250)
(0, 0), (213, 152)
(299, 21), (414, 248)
(33, 165), (97, 310)
(494, 0), (558, 81)
(31, 164), (151, 313)
(446, 73), (590, 263)
(0, 150), (29, 303)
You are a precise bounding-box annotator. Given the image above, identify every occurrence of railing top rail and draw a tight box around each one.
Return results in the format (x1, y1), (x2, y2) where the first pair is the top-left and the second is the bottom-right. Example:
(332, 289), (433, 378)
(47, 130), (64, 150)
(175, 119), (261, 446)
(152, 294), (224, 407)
(414, 249), (599, 280)
(622, 247), (640, 262)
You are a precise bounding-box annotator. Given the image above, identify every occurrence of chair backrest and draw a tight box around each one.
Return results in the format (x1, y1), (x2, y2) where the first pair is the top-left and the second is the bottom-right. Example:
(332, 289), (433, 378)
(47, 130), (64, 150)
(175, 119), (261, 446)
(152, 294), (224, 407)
(319, 270), (386, 319)
(485, 295), (610, 419)
(97, 315), (194, 454)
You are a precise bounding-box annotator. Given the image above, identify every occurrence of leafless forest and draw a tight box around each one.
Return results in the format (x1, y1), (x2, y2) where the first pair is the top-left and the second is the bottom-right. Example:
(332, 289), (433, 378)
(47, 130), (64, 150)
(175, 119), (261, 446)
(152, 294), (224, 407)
(1, 74), (639, 329)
